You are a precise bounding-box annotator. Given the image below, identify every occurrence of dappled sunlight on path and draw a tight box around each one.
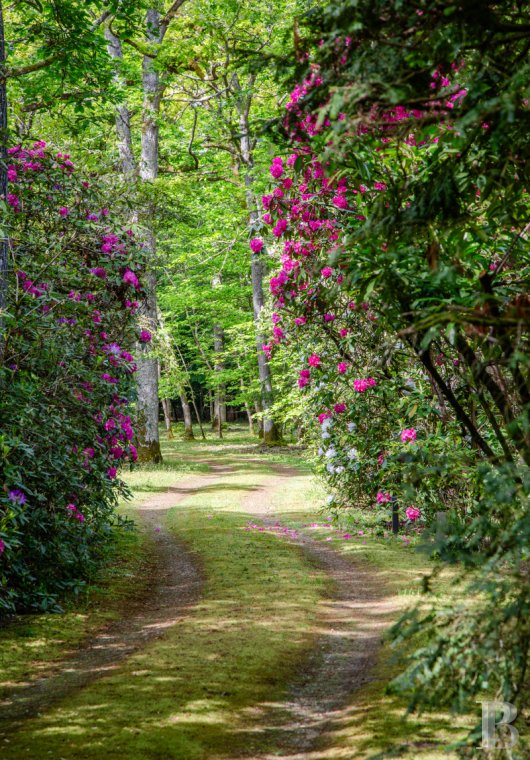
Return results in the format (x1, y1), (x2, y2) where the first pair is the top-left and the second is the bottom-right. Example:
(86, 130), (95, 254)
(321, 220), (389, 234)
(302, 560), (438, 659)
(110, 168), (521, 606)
(0, 446), (404, 759)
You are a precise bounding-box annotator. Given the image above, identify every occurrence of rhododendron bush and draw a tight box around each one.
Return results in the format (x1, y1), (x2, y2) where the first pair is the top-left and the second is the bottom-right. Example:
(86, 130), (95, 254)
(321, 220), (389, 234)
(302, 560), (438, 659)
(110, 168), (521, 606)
(261, 0), (530, 739)
(0, 142), (146, 612)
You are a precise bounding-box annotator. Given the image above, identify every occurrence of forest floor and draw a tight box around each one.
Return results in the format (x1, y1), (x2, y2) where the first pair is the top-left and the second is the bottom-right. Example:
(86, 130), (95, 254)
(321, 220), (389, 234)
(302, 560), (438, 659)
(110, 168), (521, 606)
(0, 428), (471, 759)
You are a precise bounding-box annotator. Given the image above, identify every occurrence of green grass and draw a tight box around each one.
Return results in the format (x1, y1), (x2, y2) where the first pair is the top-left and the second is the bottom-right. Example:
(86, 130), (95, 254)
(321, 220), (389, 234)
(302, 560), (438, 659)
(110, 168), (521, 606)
(0, 516), (151, 695)
(0, 426), (499, 758)
(1, 442), (327, 759)
(0, 436), (207, 698)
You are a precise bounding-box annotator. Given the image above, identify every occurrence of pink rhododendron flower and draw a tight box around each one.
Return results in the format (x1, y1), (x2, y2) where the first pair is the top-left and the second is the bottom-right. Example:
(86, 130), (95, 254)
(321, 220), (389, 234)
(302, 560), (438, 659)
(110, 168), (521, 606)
(337, 362), (348, 374)
(123, 269), (140, 289)
(270, 157), (284, 179)
(294, 316), (306, 326)
(58, 206), (70, 217)
(324, 313), (335, 322)
(321, 266), (333, 278)
(401, 428), (417, 443)
(334, 403), (346, 413)
(339, 328), (349, 337)
(139, 330), (152, 343)
(272, 219), (288, 237)
(107, 467), (117, 479)
(318, 411), (332, 424)
(308, 354), (321, 367)
(90, 267), (107, 279)
(406, 506), (421, 521)
(376, 491), (392, 504)
(332, 194), (348, 209)
(250, 238), (264, 253)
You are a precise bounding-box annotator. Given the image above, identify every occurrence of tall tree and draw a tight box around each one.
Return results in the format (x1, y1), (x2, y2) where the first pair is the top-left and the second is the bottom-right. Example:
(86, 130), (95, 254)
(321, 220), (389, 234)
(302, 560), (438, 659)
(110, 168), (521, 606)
(233, 73), (281, 443)
(104, 2), (189, 462)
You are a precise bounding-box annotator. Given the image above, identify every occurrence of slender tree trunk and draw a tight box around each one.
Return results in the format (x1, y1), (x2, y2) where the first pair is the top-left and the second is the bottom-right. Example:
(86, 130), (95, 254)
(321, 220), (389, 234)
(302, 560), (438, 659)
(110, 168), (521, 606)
(235, 78), (281, 444)
(244, 402), (254, 434)
(190, 392), (206, 440)
(180, 390), (194, 440)
(104, 27), (136, 177)
(212, 284), (226, 434)
(0, 0), (8, 345)
(254, 400), (264, 439)
(240, 376), (254, 434)
(162, 397), (174, 438)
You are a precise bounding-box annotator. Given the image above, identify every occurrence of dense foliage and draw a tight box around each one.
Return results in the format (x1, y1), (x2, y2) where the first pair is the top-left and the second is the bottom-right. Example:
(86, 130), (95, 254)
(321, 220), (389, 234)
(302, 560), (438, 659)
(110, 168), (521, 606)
(0, 0), (528, 752)
(260, 0), (530, 746)
(0, 142), (145, 612)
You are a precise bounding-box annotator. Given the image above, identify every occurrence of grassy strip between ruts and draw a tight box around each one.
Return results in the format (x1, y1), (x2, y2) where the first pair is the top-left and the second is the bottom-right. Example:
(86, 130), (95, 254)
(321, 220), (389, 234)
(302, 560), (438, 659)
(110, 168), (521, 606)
(0, 457), (328, 759)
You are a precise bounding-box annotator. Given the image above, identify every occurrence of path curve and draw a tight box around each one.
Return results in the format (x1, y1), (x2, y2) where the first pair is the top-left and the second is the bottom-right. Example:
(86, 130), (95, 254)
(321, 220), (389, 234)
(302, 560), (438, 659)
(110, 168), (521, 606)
(0, 455), (396, 759)
(242, 463), (397, 758)
(0, 468), (215, 734)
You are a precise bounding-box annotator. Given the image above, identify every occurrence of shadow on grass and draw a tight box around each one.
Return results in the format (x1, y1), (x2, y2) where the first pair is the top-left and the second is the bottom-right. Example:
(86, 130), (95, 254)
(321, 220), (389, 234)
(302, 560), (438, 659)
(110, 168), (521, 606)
(0, 510), (328, 759)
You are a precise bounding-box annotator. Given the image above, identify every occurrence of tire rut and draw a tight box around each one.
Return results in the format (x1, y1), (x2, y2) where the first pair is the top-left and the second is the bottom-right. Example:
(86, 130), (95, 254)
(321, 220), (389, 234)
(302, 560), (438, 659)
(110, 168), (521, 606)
(241, 463), (397, 759)
(0, 468), (221, 735)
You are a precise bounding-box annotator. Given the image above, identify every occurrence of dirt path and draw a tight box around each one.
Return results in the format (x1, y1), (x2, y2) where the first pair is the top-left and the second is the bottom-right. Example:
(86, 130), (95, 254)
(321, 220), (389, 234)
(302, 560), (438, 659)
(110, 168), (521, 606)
(0, 467), (217, 734)
(1, 456), (394, 759)
(242, 463), (397, 759)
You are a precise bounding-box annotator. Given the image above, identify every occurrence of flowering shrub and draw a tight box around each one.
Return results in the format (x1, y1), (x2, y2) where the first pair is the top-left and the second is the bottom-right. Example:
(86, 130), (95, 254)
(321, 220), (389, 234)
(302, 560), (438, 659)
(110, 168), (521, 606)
(261, 0), (530, 737)
(0, 142), (146, 613)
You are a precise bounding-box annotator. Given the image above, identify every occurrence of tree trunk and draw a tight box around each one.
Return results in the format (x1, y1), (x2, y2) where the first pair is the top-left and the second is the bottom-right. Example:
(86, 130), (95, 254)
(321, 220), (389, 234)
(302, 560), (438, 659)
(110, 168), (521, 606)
(180, 391), (194, 440)
(135, 8), (163, 463)
(240, 377), (254, 434)
(136, 266), (162, 462)
(162, 397), (174, 439)
(234, 78), (281, 445)
(104, 26), (137, 177)
(0, 0), (8, 346)
(245, 402), (254, 434)
(254, 400), (264, 439)
(105, 15), (162, 462)
(190, 392), (206, 440)
(212, 293), (226, 434)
